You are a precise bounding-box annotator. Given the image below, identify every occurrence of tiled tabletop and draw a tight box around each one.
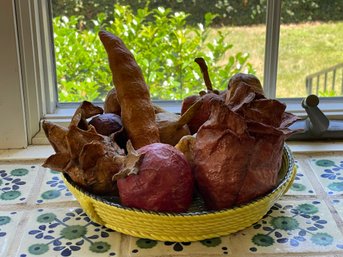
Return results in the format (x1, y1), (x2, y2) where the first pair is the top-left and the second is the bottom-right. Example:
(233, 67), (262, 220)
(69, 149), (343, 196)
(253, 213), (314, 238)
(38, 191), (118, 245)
(1, 152), (343, 257)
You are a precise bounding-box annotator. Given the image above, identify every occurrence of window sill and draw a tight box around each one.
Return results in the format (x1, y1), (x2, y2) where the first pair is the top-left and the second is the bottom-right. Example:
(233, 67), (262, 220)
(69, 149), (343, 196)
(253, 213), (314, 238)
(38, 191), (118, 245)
(1, 141), (343, 162)
(48, 97), (343, 119)
(34, 97), (343, 145)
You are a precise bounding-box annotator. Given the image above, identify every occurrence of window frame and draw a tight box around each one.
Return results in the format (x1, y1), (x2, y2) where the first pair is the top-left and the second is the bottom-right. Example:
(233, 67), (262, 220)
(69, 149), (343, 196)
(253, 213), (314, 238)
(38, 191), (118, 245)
(1, 0), (343, 149)
(0, 1), (28, 149)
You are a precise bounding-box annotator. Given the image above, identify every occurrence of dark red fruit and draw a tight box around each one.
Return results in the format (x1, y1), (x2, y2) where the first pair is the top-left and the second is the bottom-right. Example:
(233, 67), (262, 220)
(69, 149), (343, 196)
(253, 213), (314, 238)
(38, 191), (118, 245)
(117, 143), (194, 213)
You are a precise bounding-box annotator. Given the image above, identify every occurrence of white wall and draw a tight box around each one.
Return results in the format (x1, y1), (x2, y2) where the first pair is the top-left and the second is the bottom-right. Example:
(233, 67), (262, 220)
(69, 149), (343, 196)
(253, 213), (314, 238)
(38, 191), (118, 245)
(0, 1), (28, 149)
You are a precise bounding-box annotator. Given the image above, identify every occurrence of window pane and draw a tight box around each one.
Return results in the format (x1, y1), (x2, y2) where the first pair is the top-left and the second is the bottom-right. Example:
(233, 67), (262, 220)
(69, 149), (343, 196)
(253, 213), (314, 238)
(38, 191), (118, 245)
(51, 1), (266, 103)
(277, 1), (343, 98)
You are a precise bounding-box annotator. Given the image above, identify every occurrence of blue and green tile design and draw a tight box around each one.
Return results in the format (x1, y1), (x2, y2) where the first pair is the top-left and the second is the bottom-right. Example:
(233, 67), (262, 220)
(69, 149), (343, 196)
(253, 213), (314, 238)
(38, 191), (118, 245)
(0, 211), (23, 257)
(36, 169), (75, 204)
(128, 236), (230, 256)
(17, 207), (121, 257)
(332, 199), (343, 224)
(286, 160), (316, 196)
(1, 154), (343, 257)
(231, 200), (343, 254)
(0, 165), (39, 204)
(309, 157), (343, 195)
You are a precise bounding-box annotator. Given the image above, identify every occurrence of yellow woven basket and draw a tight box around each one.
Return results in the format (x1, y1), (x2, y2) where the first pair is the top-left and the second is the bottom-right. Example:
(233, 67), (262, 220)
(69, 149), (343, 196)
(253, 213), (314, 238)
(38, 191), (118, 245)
(63, 144), (296, 242)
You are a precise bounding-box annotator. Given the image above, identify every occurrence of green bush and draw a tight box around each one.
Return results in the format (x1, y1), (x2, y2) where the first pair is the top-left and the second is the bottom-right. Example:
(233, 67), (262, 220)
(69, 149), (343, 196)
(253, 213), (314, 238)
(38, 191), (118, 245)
(52, 0), (343, 27)
(54, 4), (254, 102)
(53, 15), (112, 102)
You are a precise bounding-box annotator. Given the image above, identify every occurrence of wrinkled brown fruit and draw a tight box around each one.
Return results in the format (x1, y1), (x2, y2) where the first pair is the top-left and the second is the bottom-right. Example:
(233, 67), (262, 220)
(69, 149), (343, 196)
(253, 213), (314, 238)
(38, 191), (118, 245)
(157, 99), (202, 146)
(104, 88), (121, 115)
(42, 101), (125, 195)
(193, 100), (255, 210)
(227, 73), (264, 96)
(181, 93), (223, 134)
(181, 57), (225, 134)
(99, 30), (160, 149)
(175, 135), (196, 168)
(193, 81), (299, 210)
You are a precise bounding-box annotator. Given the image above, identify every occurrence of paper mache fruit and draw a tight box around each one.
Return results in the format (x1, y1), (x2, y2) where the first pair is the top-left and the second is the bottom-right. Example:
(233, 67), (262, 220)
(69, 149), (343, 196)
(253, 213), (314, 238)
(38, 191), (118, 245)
(89, 113), (123, 136)
(114, 142), (194, 213)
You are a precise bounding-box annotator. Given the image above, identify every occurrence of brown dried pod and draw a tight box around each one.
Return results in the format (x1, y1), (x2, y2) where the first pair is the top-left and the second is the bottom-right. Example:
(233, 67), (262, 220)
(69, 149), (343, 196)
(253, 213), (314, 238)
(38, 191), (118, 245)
(42, 121), (71, 173)
(192, 81), (299, 210)
(234, 121), (295, 206)
(99, 30), (160, 149)
(104, 88), (121, 115)
(42, 101), (126, 195)
(239, 99), (287, 127)
(43, 124), (125, 195)
(181, 93), (222, 135)
(156, 99), (202, 146)
(226, 82), (289, 128)
(193, 99), (255, 210)
(70, 101), (104, 129)
(42, 121), (68, 154)
(175, 135), (196, 168)
(103, 88), (166, 116)
(64, 126), (125, 195)
(225, 81), (258, 111)
(227, 73), (264, 97)
(181, 57), (224, 134)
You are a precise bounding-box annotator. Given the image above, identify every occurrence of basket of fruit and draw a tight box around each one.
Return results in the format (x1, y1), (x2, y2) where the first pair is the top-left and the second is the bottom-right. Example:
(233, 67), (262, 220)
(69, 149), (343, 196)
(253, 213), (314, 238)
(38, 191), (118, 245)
(62, 145), (295, 242)
(42, 31), (299, 242)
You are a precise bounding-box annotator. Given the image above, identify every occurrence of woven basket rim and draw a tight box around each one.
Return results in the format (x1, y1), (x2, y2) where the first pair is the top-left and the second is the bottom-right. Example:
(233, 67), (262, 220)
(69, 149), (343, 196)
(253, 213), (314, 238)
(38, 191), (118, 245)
(63, 144), (294, 217)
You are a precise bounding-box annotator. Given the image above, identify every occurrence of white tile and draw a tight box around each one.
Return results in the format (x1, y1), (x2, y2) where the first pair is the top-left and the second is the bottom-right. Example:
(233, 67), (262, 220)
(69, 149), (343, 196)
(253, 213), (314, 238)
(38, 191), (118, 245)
(332, 199), (343, 223)
(286, 160), (316, 196)
(0, 211), (23, 257)
(231, 200), (343, 254)
(35, 168), (75, 204)
(128, 236), (231, 256)
(309, 157), (343, 195)
(17, 207), (122, 257)
(0, 164), (39, 204)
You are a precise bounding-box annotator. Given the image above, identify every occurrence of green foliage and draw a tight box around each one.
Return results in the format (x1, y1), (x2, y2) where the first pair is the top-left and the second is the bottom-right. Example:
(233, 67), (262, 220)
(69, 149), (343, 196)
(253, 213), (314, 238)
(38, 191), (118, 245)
(52, 0), (343, 27)
(53, 4), (254, 102)
(53, 15), (112, 102)
(318, 90), (337, 97)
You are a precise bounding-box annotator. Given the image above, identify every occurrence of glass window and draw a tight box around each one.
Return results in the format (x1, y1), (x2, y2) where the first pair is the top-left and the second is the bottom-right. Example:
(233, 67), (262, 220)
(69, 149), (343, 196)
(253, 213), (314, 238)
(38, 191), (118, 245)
(277, 1), (343, 98)
(51, 1), (266, 103)
(3, 0), (343, 149)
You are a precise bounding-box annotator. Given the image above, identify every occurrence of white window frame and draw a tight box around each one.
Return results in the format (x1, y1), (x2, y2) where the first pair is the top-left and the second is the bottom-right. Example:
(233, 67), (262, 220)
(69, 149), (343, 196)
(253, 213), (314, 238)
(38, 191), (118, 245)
(0, 1), (28, 149)
(1, 0), (342, 149)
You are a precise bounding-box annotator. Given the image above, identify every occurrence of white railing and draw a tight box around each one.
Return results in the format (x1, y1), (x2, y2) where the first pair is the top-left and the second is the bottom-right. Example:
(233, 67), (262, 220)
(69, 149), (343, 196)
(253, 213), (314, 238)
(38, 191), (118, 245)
(306, 63), (343, 96)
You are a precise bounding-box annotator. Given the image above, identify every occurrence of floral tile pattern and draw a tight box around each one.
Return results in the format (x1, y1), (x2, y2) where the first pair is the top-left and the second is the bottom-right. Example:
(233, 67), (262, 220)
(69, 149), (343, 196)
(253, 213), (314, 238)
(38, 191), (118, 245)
(1, 154), (343, 257)
(231, 200), (343, 254)
(309, 157), (343, 195)
(0, 211), (23, 257)
(128, 236), (230, 256)
(36, 169), (75, 204)
(286, 160), (316, 196)
(0, 165), (39, 204)
(17, 207), (121, 257)
(332, 199), (343, 221)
